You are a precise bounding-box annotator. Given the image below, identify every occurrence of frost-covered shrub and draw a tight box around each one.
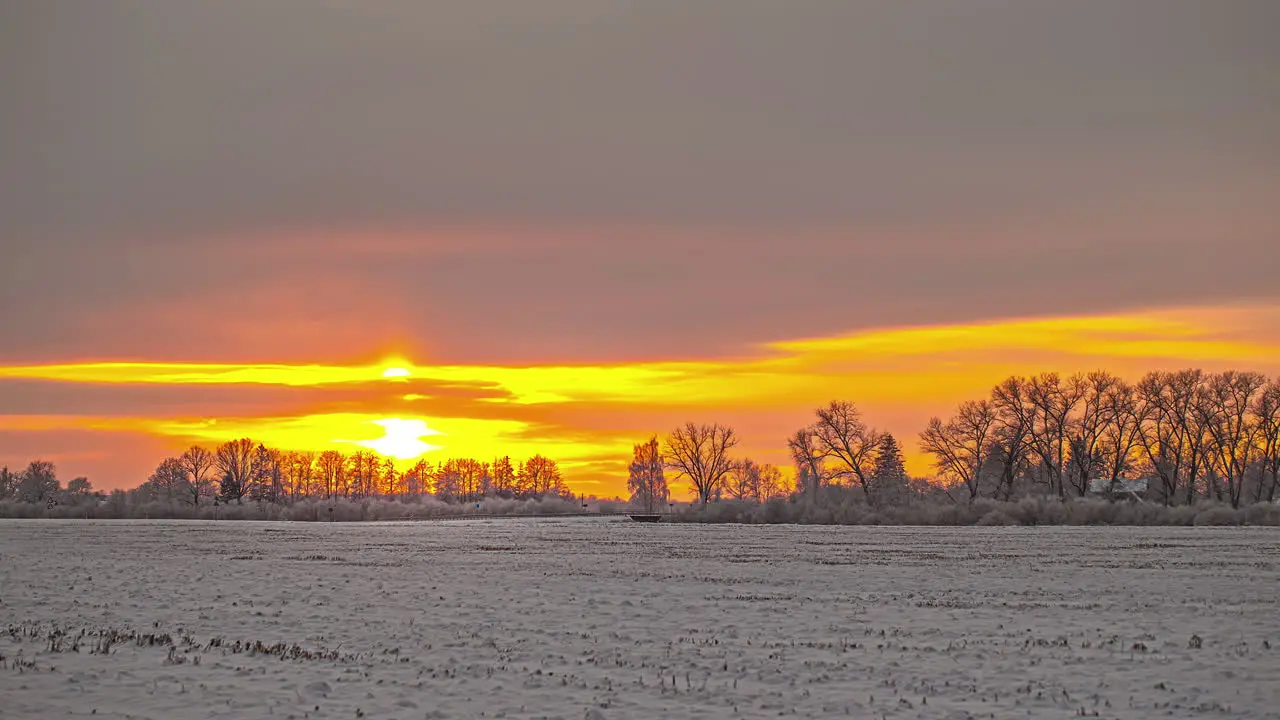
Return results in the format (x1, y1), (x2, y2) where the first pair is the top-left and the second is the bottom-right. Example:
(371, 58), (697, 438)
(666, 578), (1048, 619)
(1160, 504), (1198, 526)
(928, 504), (977, 526)
(1243, 503), (1280, 526)
(856, 511), (883, 526)
(761, 498), (793, 524)
(1008, 496), (1046, 526)
(669, 502), (729, 523)
(0, 500), (44, 519)
(830, 504), (866, 525)
(1026, 496), (1068, 525)
(6, 487), (1279, 526)
(976, 509), (1017, 526)
(1110, 501), (1168, 526)
(1192, 505), (1241, 526)
(699, 501), (756, 524)
(877, 505), (924, 525)
(667, 494), (1280, 527)
(970, 498), (1001, 518)
(1064, 499), (1122, 525)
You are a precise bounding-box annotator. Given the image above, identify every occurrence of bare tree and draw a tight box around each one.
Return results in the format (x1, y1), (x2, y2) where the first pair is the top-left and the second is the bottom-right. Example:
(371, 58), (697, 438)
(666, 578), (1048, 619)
(1197, 371), (1267, 508)
(1065, 371), (1120, 496)
(148, 457), (189, 502)
(811, 401), (882, 502)
(279, 451), (316, 501)
(16, 460), (59, 504)
(315, 450), (346, 499)
(920, 400), (997, 503)
(178, 445), (215, 505)
(989, 373), (1082, 497)
(663, 422), (738, 505)
(1027, 373), (1083, 498)
(403, 459), (434, 496)
(1137, 371), (1199, 505)
(380, 457), (399, 497)
(1253, 379), (1280, 503)
(489, 456), (517, 497)
(757, 463), (788, 500)
(1097, 379), (1146, 487)
(725, 458), (762, 502)
(347, 451), (381, 498)
(627, 436), (669, 511)
(787, 427), (825, 499)
(214, 439), (256, 503)
(446, 458), (487, 501)
(0, 466), (15, 499)
(434, 460), (462, 501)
(518, 455), (565, 498)
(1177, 372), (1217, 504)
(987, 378), (1034, 500)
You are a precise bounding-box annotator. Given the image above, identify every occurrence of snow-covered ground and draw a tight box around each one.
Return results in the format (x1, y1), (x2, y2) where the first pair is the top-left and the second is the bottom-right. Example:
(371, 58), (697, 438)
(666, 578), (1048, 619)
(2, 520), (1277, 719)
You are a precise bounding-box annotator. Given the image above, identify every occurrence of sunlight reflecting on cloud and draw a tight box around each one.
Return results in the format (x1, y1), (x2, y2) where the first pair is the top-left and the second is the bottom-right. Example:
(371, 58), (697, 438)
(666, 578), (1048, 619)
(2, 304), (1279, 492)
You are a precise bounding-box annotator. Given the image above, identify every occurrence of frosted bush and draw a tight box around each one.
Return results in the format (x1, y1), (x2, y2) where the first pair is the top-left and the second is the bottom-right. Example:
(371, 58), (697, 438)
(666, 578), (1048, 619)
(1193, 505), (1242, 526)
(1244, 503), (1280, 526)
(976, 509), (1017, 526)
(7, 491), (1280, 526)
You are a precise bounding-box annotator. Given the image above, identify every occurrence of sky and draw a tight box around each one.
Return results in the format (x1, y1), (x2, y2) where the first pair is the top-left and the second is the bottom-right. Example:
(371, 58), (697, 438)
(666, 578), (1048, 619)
(2, 2), (1278, 496)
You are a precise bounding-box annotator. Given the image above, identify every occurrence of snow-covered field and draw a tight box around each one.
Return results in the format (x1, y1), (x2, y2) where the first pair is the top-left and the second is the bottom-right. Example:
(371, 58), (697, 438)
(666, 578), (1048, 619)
(2, 520), (1278, 719)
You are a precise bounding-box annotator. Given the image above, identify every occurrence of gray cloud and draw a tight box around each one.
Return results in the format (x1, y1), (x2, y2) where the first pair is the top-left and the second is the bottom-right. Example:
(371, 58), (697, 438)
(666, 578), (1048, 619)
(1, 1), (1277, 362)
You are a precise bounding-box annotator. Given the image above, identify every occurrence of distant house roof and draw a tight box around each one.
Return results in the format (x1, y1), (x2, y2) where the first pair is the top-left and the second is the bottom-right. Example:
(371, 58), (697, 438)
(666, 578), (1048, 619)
(1088, 478), (1149, 494)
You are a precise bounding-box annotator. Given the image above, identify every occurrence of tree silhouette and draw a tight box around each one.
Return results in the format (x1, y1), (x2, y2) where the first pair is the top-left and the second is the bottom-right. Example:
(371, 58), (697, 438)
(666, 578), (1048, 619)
(663, 422), (737, 505)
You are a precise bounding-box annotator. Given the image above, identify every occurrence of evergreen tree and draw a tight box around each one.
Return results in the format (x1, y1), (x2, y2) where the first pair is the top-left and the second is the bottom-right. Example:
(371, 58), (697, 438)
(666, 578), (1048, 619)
(218, 470), (244, 504)
(490, 456), (517, 497)
(871, 433), (910, 504)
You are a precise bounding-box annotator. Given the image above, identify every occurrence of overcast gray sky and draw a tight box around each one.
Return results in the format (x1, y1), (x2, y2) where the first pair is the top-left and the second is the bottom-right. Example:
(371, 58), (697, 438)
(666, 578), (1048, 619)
(2, 1), (1278, 364)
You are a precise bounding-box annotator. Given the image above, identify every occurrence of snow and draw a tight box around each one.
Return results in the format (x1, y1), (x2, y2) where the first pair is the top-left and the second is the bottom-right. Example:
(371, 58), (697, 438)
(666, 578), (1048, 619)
(2, 519), (1278, 719)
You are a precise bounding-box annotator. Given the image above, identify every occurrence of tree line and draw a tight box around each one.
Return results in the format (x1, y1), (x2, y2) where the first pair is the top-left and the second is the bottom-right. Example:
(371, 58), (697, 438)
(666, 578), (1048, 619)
(636, 369), (1280, 511)
(920, 370), (1280, 508)
(141, 440), (573, 505)
(625, 431), (793, 511)
(0, 441), (575, 510)
(0, 461), (93, 506)
(4, 367), (1278, 516)
(640, 411), (913, 509)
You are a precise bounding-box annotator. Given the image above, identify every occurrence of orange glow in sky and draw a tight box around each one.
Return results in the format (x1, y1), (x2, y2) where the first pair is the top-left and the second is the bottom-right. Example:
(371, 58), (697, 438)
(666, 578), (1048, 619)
(2, 303), (1279, 496)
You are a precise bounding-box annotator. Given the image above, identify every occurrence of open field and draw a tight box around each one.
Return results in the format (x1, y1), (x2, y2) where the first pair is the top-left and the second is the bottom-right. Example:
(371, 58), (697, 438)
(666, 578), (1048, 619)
(2, 520), (1278, 719)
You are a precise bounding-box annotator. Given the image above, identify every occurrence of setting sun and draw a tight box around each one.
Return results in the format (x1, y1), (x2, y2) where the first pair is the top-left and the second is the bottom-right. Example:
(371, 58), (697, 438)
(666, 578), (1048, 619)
(356, 418), (443, 460)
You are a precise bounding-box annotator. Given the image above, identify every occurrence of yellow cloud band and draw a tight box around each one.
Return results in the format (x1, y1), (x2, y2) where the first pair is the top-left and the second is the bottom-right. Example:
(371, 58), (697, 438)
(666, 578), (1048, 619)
(2, 304), (1278, 493)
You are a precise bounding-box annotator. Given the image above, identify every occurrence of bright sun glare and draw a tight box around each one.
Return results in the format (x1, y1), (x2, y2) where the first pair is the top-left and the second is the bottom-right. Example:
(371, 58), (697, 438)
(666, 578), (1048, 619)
(358, 418), (442, 460)
(381, 366), (412, 379)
